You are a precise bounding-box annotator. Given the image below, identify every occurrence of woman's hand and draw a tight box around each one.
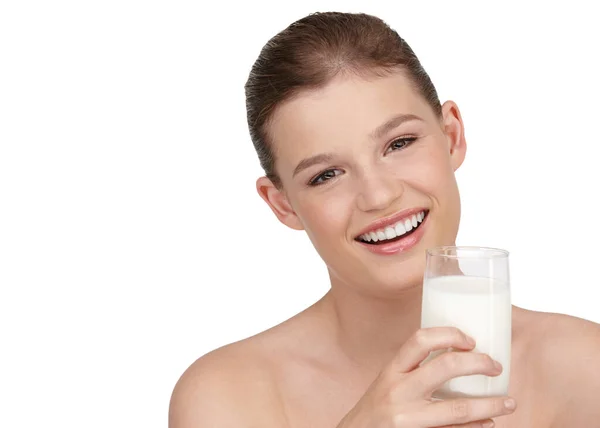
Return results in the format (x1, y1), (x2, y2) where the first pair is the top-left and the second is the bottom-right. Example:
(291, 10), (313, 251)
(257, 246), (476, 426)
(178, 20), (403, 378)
(337, 327), (516, 428)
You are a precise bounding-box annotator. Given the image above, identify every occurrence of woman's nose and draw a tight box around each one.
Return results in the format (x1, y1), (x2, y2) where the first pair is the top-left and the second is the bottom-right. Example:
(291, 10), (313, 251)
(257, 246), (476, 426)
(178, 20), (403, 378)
(355, 171), (404, 212)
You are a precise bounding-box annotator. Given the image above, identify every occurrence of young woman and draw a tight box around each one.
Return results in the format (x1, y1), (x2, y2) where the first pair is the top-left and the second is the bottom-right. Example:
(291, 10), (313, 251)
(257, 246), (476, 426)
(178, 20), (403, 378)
(170, 12), (600, 428)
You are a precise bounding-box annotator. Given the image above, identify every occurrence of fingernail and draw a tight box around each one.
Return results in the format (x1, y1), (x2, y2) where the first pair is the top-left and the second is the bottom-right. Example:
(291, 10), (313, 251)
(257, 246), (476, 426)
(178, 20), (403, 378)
(504, 398), (516, 410)
(494, 360), (503, 371)
(466, 335), (476, 346)
(483, 421), (495, 428)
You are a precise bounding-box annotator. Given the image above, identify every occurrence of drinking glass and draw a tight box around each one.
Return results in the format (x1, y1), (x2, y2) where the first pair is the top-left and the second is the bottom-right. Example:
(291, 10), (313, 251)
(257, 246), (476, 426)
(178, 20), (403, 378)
(421, 246), (511, 399)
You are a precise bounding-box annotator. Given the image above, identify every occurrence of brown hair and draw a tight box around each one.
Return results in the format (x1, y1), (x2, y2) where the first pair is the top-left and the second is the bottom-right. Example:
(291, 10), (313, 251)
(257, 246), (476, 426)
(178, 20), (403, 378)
(244, 11), (442, 188)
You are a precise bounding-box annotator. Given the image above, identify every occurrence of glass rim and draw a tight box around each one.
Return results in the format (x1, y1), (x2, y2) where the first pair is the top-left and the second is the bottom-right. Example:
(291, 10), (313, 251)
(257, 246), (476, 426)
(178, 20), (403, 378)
(426, 245), (509, 259)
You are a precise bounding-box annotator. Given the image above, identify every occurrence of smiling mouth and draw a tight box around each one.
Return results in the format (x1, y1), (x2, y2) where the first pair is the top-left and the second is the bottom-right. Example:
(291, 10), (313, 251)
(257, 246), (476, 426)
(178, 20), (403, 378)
(356, 210), (429, 245)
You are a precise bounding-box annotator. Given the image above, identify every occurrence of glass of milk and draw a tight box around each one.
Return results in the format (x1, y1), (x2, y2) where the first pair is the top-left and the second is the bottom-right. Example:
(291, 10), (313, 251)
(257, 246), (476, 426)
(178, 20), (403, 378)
(421, 246), (511, 399)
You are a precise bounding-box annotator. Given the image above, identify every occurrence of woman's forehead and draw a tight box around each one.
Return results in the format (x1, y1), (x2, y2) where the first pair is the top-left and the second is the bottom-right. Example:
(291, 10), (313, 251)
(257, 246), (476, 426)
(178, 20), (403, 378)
(269, 72), (433, 157)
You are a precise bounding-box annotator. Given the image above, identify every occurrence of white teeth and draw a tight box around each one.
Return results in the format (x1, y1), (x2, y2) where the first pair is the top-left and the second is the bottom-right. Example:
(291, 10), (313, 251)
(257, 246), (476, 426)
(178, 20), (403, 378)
(358, 210), (427, 243)
(395, 221), (406, 236)
(384, 227), (396, 240)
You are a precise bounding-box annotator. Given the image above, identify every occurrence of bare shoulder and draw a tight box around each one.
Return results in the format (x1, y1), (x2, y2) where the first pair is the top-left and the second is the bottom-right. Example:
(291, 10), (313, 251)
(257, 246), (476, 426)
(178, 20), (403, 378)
(168, 307), (321, 428)
(514, 305), (600, 337)
(518, 306), (600, 355)
(514, 306), (600, 425)
(168, 334), (288, 428)
(515, 306), (600, 368)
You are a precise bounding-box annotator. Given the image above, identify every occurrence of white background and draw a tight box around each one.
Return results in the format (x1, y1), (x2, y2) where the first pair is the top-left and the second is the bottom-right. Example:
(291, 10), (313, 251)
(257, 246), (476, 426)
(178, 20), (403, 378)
(1, 1), (598, 427)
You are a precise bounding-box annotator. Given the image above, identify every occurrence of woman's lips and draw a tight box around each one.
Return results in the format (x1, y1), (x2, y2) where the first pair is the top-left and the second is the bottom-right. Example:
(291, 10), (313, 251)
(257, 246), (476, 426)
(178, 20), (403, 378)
(356, 211), (429, 255)
(354, 207), (429, 238)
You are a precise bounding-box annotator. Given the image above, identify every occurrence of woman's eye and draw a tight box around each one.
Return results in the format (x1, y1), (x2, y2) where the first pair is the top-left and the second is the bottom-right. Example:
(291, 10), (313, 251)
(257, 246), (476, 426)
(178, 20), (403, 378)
(309, 169), (342, 186)
(386, 137), (417, 153)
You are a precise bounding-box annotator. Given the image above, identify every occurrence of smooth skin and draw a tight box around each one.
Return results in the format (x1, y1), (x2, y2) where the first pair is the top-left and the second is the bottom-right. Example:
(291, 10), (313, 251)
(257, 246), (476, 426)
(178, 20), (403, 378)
(169, 71), (600, 427)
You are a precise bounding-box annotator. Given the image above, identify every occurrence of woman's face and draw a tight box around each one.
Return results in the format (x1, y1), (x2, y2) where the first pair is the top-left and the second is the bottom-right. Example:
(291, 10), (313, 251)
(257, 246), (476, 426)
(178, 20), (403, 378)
(258, 70), (467, 297)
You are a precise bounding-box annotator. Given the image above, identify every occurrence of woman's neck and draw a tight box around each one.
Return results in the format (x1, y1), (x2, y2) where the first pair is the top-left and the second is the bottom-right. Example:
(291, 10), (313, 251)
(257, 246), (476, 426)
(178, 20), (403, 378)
(318, 278), (423, 373)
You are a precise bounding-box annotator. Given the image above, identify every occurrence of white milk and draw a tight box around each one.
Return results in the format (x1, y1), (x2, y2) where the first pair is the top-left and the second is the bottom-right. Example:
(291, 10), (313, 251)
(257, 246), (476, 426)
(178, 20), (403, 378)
(421, 275), (511, 398)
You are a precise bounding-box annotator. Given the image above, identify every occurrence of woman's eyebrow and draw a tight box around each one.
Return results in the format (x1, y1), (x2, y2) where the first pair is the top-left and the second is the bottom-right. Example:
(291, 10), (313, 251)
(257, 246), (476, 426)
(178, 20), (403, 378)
(370, 113), (424, 140)
(292, 153), (334, 178)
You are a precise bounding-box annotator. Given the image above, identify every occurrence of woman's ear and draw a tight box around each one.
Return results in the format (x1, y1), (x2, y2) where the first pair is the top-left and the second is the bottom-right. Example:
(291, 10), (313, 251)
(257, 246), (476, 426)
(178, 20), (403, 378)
(441, 100), (467, 171)
(256, 176), (304, 231)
